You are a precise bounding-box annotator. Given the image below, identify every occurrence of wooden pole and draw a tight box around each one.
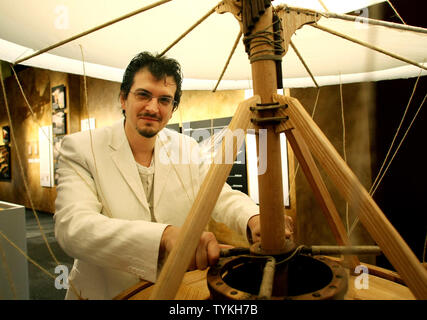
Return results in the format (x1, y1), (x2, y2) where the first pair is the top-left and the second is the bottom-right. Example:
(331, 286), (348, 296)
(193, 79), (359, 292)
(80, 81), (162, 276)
(149, 96), (260, 300)
(212, 30), (243, 92)
(274, 94), (427, 300)
(159, 2), (220, 57)
(282, 6), (427, 34)
(249, 6), (288, 254)
(14, 0), (172, 65)
(312, 24), (427, 72)
(285, 128), (360, 270)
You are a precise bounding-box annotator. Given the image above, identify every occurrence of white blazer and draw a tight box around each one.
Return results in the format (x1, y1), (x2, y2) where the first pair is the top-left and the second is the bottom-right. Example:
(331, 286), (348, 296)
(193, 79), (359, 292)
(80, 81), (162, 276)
(54, 119), (259, 299)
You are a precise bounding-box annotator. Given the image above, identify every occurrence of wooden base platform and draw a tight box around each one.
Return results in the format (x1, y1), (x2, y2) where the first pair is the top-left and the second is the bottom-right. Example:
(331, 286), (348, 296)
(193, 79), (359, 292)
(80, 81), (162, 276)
(115, 267), (415, 300)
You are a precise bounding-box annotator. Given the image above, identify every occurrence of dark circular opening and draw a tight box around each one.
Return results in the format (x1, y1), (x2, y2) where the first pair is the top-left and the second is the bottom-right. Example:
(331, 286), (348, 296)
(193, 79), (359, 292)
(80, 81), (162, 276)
(220, 254), (334, 297)
(221, 258), (265, 295)
(287, 255), (333, 296)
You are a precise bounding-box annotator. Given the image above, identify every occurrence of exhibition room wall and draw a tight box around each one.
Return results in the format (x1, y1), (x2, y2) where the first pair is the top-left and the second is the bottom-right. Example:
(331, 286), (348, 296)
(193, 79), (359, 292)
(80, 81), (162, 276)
(2, 64), (425, 264)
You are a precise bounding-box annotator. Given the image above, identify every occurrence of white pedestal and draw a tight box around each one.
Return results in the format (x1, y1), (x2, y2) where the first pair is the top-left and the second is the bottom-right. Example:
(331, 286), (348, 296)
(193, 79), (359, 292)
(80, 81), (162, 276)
(0, 201), (29, 299)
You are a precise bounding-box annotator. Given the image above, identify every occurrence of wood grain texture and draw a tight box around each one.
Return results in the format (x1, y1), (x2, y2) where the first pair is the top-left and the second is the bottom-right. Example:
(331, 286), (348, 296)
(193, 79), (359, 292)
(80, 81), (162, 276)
(149, 96), (260, 300)
(129, 270), (210, 300)
(121, 267), (415, 300)
(285, 128), (360, 270)
(276, 6), (320, 55)
(249, 6), (288, 254)
(346, 272), (415, 300)
(274, 94), (427, 299)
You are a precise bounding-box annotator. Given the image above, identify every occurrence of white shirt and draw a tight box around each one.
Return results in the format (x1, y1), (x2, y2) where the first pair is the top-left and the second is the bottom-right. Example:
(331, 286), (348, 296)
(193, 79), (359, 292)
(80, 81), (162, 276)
(136, 158), (155, 222)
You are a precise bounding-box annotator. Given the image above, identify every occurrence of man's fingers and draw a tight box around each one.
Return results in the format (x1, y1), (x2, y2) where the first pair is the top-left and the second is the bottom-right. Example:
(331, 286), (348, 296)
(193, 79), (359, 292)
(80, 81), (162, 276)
(195, 240), (208, 270)
(192, 232), (220, 270)
(207, 238), (220, 266)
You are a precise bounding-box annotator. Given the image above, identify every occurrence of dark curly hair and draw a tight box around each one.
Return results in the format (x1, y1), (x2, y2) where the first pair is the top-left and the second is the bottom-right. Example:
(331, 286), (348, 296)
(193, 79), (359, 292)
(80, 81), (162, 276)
(120, 51), (183, 112)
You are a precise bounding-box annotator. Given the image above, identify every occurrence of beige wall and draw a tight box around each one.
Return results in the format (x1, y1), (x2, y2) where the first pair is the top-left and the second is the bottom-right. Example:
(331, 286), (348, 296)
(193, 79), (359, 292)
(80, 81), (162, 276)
(171, 90), (245, 124)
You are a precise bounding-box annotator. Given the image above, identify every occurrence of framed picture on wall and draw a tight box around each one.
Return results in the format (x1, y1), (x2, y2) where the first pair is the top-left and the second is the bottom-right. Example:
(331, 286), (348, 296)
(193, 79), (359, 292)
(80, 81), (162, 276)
(52, 110), (66, 135)
(52, 85), (66, 110)
(0, 145), (11, 180)
(2, 126), (10, 144)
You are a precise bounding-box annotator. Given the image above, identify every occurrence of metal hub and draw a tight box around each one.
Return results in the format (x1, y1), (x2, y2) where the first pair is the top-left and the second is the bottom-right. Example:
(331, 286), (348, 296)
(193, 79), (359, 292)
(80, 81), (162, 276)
(207, 244), (348, 300)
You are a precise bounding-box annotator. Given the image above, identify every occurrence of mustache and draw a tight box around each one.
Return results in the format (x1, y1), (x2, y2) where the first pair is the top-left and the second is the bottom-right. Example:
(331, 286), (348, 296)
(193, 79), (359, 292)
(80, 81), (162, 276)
(137, 112), (162, 121)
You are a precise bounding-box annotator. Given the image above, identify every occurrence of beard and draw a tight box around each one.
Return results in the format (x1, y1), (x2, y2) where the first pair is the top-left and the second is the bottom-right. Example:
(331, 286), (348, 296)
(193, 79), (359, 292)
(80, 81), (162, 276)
(136, 112), (163, 138)
(136, 126), (159, 138)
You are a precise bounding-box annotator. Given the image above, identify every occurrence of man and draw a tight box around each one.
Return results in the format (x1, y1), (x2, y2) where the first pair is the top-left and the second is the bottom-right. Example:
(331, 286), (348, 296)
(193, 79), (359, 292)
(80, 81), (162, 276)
(55, 52), (267, 300)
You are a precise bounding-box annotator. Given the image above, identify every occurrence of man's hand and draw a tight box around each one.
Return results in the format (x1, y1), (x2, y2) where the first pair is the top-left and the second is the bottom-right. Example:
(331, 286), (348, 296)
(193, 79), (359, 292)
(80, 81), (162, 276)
(247, 214), (294, 243)
(247, 215), (261, 243)
(159, 225), (220, 271)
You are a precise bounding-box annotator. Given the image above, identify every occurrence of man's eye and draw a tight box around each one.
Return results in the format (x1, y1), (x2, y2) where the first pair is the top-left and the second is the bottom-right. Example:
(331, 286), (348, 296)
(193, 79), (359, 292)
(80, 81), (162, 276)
(137, 92), (151, 100)
(159, 97), (172, 104)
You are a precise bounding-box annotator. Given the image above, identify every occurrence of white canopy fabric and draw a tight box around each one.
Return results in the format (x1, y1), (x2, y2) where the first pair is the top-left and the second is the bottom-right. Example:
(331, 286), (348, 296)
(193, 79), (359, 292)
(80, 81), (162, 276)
(0, 0), (425, 89)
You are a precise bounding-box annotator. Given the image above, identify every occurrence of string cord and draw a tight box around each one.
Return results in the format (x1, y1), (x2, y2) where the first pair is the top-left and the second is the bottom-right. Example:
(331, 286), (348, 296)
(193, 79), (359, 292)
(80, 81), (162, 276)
(78, 44), (113, 219)
(0, 238), (17, 299)
(2, 65), (84, 300)
(349, 90), (427, 236)
(371, 92), (427, 196)
(386, 0), (406, 25)
(10, 65), (97, 198)
(339, 76), (350, 236)
(0, 230), (56, 281)
(369, 71), (423, 196)
(0, 67), (60, 267)
(243, 20), (284, 63)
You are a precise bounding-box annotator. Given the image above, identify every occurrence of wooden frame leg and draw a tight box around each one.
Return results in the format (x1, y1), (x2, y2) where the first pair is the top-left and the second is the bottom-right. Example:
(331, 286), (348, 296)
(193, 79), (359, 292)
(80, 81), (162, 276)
(285, 128), (360, 270)
(274, 93), (427, 300)
(149, 96), (260, 300)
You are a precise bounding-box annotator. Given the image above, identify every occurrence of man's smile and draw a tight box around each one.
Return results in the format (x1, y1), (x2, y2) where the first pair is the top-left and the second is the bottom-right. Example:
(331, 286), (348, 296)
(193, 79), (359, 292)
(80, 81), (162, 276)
(138, 113), (161, 122)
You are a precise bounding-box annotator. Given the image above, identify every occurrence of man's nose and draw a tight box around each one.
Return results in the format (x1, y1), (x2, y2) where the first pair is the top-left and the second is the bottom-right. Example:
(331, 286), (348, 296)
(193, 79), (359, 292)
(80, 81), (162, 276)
(144, 98), (160, 112)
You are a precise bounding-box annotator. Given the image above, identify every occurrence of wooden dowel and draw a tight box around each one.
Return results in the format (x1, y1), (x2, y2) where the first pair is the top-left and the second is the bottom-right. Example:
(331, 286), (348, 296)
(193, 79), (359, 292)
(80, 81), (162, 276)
(274, 94), (427, 300)
(385, 0), (406, 25)
(282, 6), (427, 34)
(14, 0), (172, 65)
(311, 24), (427, 71)
(325, 11), (417, 32)
(284, 128), (359, 270)
(317, 0), (329, 12)
(289, 40), (319, 88)
(306, 245), (381, 256)
(149, 96), (260, 300)
(212, 30), (243, 92)
(158, 2), (220, 57)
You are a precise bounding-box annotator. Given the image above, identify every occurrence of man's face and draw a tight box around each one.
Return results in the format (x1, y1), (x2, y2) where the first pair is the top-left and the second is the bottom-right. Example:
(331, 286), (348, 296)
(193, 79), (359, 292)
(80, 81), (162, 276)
(121, 68), (176, 138)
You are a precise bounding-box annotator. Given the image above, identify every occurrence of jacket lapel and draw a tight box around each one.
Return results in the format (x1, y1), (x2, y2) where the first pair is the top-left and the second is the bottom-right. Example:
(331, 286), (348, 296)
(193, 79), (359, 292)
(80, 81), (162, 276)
(153, 130), (173, 210)
(109, 120), (150, 212)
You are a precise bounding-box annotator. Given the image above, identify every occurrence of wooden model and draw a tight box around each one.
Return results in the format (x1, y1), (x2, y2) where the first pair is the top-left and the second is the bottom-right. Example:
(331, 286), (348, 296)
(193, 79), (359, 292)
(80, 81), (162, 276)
(1, 0), (426, 300)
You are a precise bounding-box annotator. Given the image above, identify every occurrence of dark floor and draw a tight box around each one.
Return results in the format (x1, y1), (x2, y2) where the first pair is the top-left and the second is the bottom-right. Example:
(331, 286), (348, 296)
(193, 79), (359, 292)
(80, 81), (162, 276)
(25, 209), (74, 300)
